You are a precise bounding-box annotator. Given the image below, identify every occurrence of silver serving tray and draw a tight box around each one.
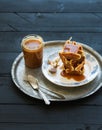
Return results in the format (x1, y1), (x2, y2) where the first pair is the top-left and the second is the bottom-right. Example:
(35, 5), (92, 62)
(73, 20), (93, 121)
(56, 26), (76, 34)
(11, 40), (102, 101)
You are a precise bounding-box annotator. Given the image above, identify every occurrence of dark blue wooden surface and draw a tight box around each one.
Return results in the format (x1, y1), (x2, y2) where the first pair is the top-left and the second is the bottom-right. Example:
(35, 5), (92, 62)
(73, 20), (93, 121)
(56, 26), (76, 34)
(0, 0), (102, 130)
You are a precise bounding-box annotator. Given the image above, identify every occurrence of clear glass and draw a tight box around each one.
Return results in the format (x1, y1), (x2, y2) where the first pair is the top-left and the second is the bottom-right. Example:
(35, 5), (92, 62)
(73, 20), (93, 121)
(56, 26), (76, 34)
(21, 34), (44, 68)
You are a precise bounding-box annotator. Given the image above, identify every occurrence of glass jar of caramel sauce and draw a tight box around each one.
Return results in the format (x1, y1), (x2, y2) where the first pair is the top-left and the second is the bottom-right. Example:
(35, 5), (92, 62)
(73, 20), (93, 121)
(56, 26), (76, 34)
(21, 34), (43, 68)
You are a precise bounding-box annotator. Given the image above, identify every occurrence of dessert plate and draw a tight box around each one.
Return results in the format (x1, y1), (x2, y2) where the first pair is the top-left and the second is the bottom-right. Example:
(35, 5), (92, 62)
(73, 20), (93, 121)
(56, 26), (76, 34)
(42, 51), (99, 87)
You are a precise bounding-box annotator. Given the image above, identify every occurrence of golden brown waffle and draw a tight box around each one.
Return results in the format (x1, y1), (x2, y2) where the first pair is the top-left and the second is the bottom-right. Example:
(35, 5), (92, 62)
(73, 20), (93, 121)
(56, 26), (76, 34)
(59, 40), (85, 75)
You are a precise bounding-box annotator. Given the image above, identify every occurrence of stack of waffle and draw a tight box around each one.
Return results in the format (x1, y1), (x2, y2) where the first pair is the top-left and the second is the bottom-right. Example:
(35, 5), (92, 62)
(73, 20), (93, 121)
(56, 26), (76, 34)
(59, 40), (85, 75)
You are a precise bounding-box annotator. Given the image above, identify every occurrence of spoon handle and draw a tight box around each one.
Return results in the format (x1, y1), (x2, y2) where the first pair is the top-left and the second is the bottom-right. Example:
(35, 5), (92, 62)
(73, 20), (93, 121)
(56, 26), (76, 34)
(39, 89), (50, 105)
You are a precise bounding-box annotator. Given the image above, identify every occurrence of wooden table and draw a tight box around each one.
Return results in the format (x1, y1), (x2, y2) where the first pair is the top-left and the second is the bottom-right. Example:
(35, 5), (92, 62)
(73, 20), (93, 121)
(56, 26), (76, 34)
(0, 0), (102, 129)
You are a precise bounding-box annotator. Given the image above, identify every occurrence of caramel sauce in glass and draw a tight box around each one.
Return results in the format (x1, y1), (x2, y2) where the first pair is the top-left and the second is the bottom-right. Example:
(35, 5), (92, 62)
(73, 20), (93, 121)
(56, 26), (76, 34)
(21, 34), (43, 68)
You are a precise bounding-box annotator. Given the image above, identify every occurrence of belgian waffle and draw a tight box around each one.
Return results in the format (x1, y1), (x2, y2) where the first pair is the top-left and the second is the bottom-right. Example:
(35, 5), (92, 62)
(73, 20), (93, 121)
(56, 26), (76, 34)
(59, 40), (85, 75)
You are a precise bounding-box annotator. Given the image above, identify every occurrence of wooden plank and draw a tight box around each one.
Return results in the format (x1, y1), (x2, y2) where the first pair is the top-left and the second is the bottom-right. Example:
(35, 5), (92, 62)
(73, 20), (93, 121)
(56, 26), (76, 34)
(0, 53), (19, 74)
(0, 23), (13, 31)
(0, 13), (33, 31)
(18, 13), (102, 27)
(0, 76), (102, 105)
(0, 32), (102, 54)
(0, 105), (102, 124)
(0, 13), (102, 32)
(0, 0), (102, 13)
(0, 76), (41, 104)
(0, 123), (101, 130)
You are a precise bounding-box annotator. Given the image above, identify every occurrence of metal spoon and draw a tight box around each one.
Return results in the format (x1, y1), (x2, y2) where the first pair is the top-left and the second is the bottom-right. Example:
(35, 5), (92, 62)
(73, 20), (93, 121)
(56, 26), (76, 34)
(25, 74), (65, 99)
(27, 75), (50, 105)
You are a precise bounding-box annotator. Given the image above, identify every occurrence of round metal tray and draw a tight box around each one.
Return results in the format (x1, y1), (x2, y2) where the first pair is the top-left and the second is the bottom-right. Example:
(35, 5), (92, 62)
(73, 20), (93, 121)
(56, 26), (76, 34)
(11, 41), (102, 101)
